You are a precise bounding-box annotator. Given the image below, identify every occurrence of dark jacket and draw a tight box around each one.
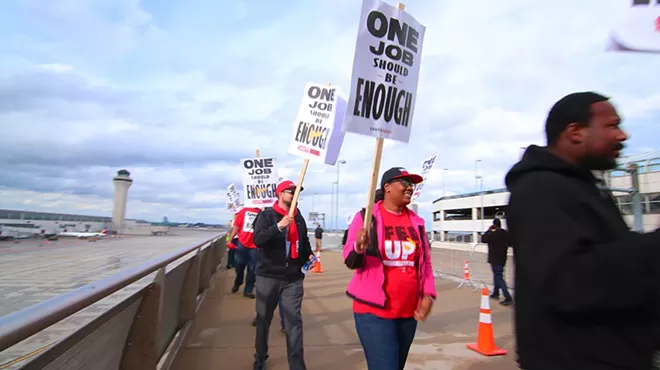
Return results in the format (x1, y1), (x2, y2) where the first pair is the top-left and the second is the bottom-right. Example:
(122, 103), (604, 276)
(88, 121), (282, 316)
(315, 226), (323, 239)
(505, 145), (660, 370)
(481, 227), (510, 266)
(253, 207), (313, 281)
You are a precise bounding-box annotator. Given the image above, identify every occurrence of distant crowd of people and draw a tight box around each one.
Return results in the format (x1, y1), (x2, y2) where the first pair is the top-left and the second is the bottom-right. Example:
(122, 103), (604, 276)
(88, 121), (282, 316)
(226, 91), (659, 370)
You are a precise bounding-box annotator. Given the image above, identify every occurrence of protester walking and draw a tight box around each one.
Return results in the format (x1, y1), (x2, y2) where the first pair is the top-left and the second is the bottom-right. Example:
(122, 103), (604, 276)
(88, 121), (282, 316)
(506, 91), (660, 370)
(252, 180), (316, 370)
(343, 167), (437, 370)
(481, 218), (513, 306)
(229, 206), (261, 299)
(225, 232), (236, 270)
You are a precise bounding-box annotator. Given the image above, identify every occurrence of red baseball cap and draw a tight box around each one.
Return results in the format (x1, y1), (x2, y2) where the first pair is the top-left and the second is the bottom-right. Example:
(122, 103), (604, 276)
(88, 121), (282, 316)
(276, 180), (303, 195)
(380, 167), (424, 188)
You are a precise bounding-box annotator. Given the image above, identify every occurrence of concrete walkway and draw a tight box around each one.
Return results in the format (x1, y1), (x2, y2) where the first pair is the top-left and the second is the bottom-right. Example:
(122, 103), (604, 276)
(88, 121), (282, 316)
(172, 251), (518, 370)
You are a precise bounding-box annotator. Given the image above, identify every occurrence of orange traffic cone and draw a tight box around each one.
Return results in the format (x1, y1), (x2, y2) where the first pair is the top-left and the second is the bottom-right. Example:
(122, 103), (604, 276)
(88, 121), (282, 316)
(457, 259), (477, 289)
(466, 287), (507, 356)
(312, 255), (324, 273)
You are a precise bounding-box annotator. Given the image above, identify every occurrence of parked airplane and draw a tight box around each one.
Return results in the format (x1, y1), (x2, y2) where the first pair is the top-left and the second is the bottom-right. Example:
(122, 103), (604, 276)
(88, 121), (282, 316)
(57, 230), (109, 239)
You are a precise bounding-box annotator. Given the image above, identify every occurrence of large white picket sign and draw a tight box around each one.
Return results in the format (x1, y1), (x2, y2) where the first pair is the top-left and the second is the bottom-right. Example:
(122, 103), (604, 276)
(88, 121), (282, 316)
(607, 1), (660, 53)
(342, 0), (426, 143)
(241, 157), (279, 207)
(288, 82), (347, 165)
(410, 153), (437, 203)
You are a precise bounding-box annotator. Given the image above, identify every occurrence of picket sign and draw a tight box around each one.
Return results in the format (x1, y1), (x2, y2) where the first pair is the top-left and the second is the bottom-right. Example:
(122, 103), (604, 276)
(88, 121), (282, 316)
(410, 153), (438, 205)
(287, 82), (333, 217)
(340, 0), (425, 231)
(362, 2), (405, 231)
(607, 0), (660, 53)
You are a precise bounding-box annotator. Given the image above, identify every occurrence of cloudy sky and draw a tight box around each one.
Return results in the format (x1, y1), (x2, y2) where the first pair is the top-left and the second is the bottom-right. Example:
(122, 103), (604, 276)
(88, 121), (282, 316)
(0, 0), (658, 228)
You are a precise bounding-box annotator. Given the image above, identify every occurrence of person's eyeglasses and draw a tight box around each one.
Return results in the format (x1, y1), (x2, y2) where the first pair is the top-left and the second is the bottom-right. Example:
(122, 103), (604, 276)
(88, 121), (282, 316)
(394, 179), (414, 188)
(283, 189), (294, 194)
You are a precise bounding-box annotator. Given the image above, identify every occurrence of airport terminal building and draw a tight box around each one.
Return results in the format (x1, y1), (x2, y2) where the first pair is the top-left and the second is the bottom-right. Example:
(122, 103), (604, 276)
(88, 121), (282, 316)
(0, 209), (149, 238)
(432, 151), (660, 243)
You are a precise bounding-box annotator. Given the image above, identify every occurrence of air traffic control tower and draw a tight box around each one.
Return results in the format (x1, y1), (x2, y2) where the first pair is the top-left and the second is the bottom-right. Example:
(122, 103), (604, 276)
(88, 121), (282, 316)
(112, 169), (133, 231)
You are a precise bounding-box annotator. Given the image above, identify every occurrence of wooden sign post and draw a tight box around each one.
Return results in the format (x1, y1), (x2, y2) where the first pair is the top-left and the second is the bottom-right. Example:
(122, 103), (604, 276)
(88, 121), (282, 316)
(361, 2), (405, 232)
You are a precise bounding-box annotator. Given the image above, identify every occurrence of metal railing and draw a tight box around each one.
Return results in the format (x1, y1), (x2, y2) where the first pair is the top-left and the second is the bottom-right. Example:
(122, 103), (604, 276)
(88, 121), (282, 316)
(0, 233), (226, 370)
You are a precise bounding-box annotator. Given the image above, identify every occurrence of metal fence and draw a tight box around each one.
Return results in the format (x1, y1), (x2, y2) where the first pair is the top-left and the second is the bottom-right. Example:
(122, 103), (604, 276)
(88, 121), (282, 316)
(431, 245), (515, 290)
(0, 233), (226, 370)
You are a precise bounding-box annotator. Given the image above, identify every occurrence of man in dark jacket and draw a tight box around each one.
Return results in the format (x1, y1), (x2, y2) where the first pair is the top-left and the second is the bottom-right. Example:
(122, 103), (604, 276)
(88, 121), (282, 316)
(505, 91), (660, 370)
(314, 224), (323, 254)
(252, 180), (315, 370)
(481, 218), (512, 306)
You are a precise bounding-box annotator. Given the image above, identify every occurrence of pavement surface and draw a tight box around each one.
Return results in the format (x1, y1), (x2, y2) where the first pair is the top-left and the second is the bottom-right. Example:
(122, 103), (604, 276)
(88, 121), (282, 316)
(171, 251), (518, 370)
(0, 230), (221, 369)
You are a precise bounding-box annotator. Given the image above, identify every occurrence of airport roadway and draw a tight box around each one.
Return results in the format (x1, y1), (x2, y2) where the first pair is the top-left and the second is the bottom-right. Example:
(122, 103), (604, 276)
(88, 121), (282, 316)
(0, 229), (221, 369)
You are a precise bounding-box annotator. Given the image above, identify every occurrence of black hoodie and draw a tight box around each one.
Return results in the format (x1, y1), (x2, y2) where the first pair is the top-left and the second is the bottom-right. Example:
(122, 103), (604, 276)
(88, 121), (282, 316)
(505, 145), (660, 370)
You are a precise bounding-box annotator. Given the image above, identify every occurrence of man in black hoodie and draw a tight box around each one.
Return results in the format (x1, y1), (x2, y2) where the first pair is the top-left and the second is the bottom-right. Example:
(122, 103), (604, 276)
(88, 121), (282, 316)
(505, 91), (660, 370)
(481, 218), (513, 306)
(252, 180), (315, 370)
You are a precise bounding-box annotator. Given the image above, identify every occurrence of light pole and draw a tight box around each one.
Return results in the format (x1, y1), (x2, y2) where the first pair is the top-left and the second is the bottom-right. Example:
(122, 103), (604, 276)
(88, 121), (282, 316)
(312, 192), (318, 211)
(474, 159), (482, 190)
(477, 175), (484, 232)
(330, 183), (335, 230)
(336, 160), (346, 230)
(474, 159), (482, 244)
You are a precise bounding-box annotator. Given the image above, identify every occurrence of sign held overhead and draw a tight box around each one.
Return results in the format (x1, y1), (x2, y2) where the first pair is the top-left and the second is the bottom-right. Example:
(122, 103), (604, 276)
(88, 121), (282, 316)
(342, 0), (426, 143)
(607, 0), (660, 53)
(288, 82), (347, 165)
(241, 157), (279, 207)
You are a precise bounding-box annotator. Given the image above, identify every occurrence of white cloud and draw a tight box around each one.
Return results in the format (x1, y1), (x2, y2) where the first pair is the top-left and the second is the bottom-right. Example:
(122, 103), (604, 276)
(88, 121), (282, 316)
(38, 63), (74, 73)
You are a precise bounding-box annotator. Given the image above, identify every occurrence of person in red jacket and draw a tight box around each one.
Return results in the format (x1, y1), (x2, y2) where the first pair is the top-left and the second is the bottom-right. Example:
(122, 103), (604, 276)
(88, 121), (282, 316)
(343, 167), (437, 370)
(229, 205), (261, 298)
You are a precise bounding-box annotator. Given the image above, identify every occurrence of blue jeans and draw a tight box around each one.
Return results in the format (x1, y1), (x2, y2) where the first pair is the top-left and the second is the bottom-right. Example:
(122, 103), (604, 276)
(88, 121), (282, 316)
(354, 313), (417, 370)
(491, 264), (512, 300)
(226, 248), (236, 267)
(234, 243), (257, 294)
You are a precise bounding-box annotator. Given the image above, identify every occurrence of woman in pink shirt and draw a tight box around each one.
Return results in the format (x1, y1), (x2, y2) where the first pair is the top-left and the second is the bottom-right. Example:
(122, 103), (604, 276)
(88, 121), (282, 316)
(343, 167), (437, 370)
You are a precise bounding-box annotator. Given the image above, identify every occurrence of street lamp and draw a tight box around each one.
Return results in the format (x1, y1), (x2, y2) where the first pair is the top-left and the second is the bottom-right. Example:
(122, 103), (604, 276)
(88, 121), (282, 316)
(336, 160), (347, 229)
(474, 159), (482, 244)
(474, 159), (482, 190)
(312, 192), (319, 211)
(476, 175), (484, 232)
(332, 181), (338, 230)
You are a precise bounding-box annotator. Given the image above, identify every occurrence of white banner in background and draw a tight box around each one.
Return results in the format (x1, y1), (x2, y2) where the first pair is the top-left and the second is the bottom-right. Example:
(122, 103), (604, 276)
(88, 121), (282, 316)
(241, 157), (279, 207)
(342, 0), (426, 143)
(411, 154), (437, 202)
(607, 1), (660, 53)
(227, 183), (242, 209)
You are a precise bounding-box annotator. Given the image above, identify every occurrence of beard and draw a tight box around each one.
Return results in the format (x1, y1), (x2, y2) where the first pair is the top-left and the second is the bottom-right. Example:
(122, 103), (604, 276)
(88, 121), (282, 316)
(578, 142), (624, 171)
(578, 155), (618, 171)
